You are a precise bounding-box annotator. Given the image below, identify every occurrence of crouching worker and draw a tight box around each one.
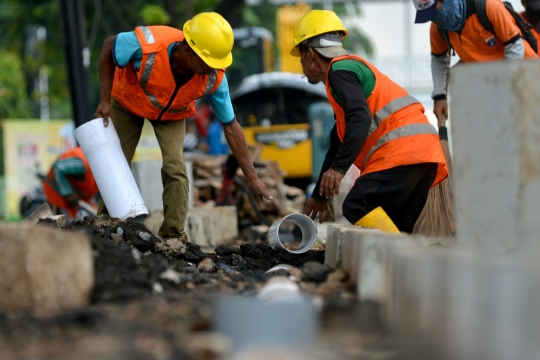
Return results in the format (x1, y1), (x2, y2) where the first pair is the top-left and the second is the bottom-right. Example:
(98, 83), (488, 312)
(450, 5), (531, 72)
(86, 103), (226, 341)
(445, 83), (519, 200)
(43, 147), (99, 220)
(294, 10), (448, 233)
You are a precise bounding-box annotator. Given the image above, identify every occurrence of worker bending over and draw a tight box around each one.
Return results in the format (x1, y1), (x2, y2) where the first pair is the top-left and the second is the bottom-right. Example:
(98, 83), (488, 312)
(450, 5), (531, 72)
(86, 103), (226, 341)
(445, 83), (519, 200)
(43, 147), (99, 220)
(94, 12), (271, 242)
(413, 0), (538, 123)
(294, 10), (448, 233)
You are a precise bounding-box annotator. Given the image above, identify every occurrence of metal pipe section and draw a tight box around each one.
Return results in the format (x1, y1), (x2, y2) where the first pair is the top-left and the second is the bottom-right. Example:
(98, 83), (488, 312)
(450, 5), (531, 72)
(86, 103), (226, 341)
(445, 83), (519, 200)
(268, 213), (317, 254)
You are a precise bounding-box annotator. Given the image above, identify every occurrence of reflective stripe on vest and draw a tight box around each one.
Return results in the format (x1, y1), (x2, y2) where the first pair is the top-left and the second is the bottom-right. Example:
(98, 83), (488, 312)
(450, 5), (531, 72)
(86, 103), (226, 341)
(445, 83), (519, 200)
(135, 26), (218, 114)
(203, 70), (218, 96)
(364, 123), (438, 168)
(369, 95), (420, 135)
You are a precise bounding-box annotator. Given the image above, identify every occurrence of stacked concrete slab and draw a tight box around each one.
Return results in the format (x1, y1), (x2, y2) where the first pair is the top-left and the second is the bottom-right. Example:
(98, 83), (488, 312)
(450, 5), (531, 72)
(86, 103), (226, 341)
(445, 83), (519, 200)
(451, 60), (540, 254)
(324, 225), (436, 304)
(384, 60), (540, 359)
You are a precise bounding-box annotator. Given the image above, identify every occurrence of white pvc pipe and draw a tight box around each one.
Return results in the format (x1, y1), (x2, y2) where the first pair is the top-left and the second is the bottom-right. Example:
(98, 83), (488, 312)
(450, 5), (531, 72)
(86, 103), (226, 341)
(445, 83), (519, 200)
(74, 118), (148, 221)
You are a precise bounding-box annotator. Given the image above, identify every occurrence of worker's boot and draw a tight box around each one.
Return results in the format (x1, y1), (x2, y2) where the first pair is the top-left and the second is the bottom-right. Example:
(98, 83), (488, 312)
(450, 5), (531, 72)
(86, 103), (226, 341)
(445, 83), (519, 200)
(216, 166), (235, 206)
(354, 206), (401, 234)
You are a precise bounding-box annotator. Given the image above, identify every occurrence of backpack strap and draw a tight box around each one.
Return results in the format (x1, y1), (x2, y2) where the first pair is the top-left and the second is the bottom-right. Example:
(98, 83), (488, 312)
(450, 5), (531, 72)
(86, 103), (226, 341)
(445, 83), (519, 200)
(474, 0), (494, 33)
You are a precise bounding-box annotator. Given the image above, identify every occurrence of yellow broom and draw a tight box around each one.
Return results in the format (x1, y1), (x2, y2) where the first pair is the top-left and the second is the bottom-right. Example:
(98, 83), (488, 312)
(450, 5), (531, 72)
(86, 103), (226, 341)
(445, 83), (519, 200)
(412, 114), (455, 237)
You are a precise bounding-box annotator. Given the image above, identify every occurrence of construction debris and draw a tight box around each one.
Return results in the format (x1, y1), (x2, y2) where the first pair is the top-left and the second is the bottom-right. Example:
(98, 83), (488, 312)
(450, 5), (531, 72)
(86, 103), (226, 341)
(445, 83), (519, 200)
(191, 154), (307, 226)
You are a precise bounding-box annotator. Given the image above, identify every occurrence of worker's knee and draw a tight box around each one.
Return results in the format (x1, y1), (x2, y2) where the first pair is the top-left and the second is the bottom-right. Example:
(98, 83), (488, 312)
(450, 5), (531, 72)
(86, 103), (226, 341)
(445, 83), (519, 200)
(161, 156), (187, 179)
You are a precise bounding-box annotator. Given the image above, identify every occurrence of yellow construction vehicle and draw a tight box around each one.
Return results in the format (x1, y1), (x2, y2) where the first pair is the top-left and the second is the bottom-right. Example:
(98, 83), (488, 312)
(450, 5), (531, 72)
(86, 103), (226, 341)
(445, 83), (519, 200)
(218, 3), (328, 181)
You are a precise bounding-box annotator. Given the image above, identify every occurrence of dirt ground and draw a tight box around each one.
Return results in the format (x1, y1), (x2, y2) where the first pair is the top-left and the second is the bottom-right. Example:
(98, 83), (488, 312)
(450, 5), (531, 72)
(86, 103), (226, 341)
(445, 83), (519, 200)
(0, 216), (424, 360)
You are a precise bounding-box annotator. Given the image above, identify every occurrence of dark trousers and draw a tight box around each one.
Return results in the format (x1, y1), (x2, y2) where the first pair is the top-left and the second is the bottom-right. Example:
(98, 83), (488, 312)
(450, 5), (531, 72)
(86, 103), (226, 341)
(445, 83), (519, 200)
(342, 163), (438, 233)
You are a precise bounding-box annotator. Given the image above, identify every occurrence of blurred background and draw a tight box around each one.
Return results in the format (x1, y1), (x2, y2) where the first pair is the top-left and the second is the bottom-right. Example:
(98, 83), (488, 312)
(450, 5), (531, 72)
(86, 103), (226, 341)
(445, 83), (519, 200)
(0, 0), (526, 221)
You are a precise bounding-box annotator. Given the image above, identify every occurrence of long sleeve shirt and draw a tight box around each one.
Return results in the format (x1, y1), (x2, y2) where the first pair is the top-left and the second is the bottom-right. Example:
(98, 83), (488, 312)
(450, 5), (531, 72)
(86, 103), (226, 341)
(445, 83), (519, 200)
(312, 59), (374, 201)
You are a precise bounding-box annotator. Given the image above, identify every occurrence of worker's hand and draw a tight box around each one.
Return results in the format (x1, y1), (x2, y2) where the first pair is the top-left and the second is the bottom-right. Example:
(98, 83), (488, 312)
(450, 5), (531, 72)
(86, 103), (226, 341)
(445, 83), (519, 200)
(303, 198), (333, 224)
(94, 100), (112, 127)
(320, 168), (345, 199)
(64, 193), (80, 209)
(246, 178), (273, 202)
(433, 99), (448, 127)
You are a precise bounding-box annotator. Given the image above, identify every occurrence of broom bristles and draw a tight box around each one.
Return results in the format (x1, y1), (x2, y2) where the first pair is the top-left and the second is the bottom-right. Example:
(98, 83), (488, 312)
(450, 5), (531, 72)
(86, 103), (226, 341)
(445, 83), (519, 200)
(413, 138), (455, 237)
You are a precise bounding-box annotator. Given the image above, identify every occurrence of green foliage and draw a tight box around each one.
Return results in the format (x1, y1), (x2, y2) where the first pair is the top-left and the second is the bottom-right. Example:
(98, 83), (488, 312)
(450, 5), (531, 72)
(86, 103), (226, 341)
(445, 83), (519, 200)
(0, 52), (31, 119)
(141, 5), (170, 25)
(0, 0), (375, 122)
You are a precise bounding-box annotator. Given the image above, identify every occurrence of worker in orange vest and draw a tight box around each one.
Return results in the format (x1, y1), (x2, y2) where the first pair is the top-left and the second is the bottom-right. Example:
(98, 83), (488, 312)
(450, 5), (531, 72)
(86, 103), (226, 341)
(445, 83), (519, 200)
(521, 0), (540, 50)
(94, 12), (271, 242)
(292, 10), (448, 233)
(42, 147), (99, 220)
(413, 0), (538, 124)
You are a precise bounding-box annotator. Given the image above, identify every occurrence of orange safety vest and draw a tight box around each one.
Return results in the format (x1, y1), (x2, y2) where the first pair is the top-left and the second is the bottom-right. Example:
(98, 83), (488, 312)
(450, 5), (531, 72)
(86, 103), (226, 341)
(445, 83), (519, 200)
(325, 55), (448, 187)
(43, 147), (99, 218)
(112, 26), (225, 121)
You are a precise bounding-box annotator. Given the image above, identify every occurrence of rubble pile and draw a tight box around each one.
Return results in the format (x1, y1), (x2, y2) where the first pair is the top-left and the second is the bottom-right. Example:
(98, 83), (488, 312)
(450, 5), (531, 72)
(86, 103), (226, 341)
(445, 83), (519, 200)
(0, 215), (370, 360)
(191, 154), (307, 227)
(39, 215), (326, 303)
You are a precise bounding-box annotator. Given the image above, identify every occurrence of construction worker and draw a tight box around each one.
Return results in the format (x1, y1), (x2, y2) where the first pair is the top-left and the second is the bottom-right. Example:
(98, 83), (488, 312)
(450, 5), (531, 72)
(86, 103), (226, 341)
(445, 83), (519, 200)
(521, 0), (540, 48)
(94, 12), (271, 241)
(43, 147), (99, 220)
(413, 0), (538, 123)
(292, 10), (448, 233)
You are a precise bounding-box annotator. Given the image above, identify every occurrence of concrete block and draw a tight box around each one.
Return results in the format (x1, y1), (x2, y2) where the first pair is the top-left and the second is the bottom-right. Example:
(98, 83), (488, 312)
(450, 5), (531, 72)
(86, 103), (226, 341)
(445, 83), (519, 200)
(385, 247), (540, 360)
(185, 206), (238, 248)
(131, 160), (163, 211)
(325, 225), (431, 303)
(132, 159), (194, 211)
(450, 60), (540, 254)
(0, 224), (94, 316)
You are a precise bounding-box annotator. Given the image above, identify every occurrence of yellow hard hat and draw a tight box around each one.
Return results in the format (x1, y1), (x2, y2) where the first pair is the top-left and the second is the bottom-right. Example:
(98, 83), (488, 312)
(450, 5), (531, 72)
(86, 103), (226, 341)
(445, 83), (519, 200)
(183, 12), (234, 69)
(290, 10), (348, 56)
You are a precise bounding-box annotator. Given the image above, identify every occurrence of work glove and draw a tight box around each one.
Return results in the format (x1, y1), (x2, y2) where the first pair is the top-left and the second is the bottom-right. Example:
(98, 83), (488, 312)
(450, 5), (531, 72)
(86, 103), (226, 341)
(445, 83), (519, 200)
(64, 193), (80, 209)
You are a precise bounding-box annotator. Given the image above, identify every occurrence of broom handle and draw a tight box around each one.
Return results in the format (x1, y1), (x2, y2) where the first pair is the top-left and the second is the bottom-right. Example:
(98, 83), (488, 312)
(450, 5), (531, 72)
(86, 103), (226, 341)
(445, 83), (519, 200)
(438, 113), (447, 129)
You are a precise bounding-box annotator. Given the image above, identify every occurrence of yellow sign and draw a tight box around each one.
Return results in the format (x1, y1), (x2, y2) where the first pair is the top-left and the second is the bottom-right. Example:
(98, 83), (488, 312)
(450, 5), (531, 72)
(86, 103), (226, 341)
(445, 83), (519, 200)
(2, 119), (76, 219)
(242, 123), (312, 178)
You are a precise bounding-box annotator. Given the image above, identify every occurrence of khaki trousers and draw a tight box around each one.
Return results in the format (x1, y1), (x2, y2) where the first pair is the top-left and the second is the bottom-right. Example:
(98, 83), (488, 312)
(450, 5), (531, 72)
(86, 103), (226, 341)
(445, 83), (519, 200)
(97, 98), (189, 238)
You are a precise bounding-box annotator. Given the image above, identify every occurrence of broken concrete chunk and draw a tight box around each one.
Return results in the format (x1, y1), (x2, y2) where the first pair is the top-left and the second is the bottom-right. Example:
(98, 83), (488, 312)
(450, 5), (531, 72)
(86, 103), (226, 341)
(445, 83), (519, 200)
(139, 232), (152, 242)
(132, 248), (142, 261)
(155, 238), (187, 261)
(197, 258), (215, 273)
(21, 203), (66, 227)
(93, 214), (121, 228)
(0, 224), (94, 316)
(159, 268), (181, 284)
(111, 233), (123, 244)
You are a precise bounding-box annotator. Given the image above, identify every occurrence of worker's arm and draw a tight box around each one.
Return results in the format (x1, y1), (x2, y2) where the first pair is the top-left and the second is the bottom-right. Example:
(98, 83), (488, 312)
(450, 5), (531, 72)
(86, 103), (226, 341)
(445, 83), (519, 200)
(207, 76), (272, 202)
(317, 69), (372, 199)
(504, 38), (525, 60)
(430, 23), (451, 123)
(302, 125), (340, 223)
(94, 31), (144, 126)
(94, 35), (116, 126)
(485, 0), (525, 60)
(222, 121), (272, 202)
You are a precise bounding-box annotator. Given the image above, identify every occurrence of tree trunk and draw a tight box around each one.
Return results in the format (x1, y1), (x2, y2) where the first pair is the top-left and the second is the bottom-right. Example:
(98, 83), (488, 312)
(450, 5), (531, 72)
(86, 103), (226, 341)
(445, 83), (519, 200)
(213, 0), (245, 28)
